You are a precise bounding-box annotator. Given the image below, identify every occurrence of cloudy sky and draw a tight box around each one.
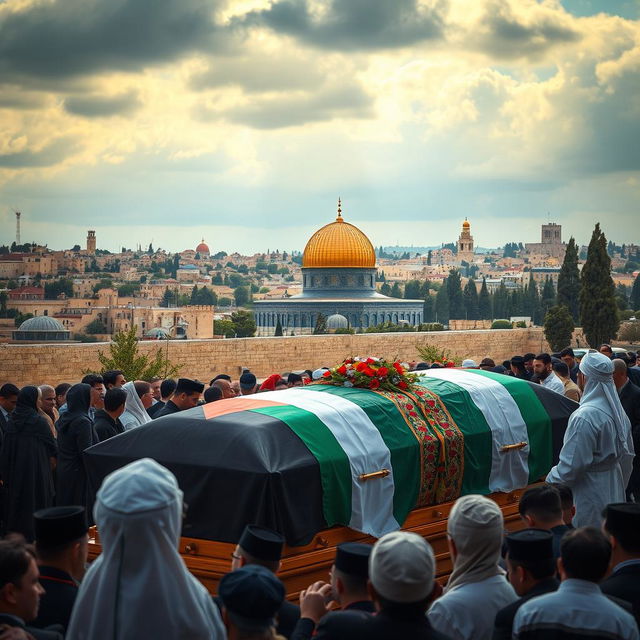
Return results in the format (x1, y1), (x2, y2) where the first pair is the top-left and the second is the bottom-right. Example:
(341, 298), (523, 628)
(0, 0), (638, 254)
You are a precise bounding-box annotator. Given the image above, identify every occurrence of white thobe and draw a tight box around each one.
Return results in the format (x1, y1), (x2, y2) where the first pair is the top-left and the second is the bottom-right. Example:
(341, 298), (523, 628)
(541, 372), (565, 395)
(546, 405), (634, 528)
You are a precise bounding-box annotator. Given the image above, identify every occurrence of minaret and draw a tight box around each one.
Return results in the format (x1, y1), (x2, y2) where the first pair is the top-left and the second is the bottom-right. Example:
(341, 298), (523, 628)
(15, 211), (21, 245)
(457, 218), (474, 262)
(87, 230), (96, 254)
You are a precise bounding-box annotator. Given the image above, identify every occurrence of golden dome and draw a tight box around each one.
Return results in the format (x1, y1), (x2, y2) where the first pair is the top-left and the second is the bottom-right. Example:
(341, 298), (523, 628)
(462, 218), (470, 229)
(302, 201), (376, 269)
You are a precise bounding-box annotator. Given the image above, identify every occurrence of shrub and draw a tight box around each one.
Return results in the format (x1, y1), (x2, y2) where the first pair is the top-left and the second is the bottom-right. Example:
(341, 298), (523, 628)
(491, 319), (512, 329)
(417, 323), (444, 332)
(416, 343), (461, 366)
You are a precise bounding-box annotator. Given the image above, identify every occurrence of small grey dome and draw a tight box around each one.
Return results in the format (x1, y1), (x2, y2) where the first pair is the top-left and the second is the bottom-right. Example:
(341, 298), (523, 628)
(326, 313), (349, 330)
(18, 316), (65, 331)
(145, 327), (171, 338)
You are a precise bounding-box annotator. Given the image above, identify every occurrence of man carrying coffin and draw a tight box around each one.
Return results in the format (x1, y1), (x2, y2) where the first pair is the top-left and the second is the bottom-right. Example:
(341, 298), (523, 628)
(546, 350), (635, 527)
(155, 378), (204, 417)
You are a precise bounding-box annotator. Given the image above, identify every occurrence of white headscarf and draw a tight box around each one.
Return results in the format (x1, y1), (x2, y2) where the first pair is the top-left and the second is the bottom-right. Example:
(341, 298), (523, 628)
(66, 458), (225, 640)
(120, 381), (152, 428)
(579, 350), (631, 448)
(445, 495), (505, 592)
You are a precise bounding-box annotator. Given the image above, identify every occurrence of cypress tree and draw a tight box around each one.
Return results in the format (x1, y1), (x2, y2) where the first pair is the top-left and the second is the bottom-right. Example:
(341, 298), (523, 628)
(391, 282), (402, 298)
(423, 294), (435, 323)
(525, 273), (542, 325)
(447, 269), (465, 319)
(541, 277), (556, 320)
(557, 237), (580, 322)
(463, 279), (479, 320)
(544, 305), (575, 352)
(630, 273), (640, 311)
(436, 282), (449, 325)
(492, 282), (508, 319)
(478, 278), (492, 320)
(579, 223), (620, 347)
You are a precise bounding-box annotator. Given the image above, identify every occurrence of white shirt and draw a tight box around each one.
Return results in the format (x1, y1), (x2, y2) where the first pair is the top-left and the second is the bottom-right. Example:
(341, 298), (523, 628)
(428, 574), (517, 640)
(540, 371), (565, 395)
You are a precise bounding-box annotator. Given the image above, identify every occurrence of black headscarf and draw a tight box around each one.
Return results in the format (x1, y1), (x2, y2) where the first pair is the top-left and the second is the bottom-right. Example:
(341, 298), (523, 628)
(6, 385), (54, 447)
(56, 383), (92, 434)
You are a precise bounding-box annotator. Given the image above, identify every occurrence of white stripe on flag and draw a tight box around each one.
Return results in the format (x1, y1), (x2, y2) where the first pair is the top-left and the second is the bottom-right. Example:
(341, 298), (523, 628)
(245, 389), (400, 536)
(423, 370), (530, 491)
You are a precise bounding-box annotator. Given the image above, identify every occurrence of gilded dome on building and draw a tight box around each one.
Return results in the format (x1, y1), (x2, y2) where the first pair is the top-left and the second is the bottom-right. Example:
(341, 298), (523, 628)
(302, 200), (376, 269)
(462, 218), (470, 229)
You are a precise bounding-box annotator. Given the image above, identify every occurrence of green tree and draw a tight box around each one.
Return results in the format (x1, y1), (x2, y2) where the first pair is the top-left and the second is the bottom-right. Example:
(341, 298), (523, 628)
(541, 277), (556, 319)
(580, 223), (620, 347)
(214, 319), (236, 337)
(391, 282), (402, 298)
(234, 286), (250, 307)
(160, 287), (174, 308)
(404, 280), (422, 299)
(427, 250), (432, 266)
(616, 283), (629, 310)
(313, 313), (328, 335)
(557, 237), (580, 322)
(0, 292), (7, 317)
(14, 312), (34, 327)
(274, 319), (283, 336)
(92, 278), (114, 294)
(447, 269), (465, 319)
(380, 283), (392, 296)
(231, 309), (256, 337)
(45, 279), (74, 299)
(436, 281), (449, 324)
(478, 278), (492, 320)
(85, 318), (107, 334)
(117, 283), (139, 297)
(463, 279), (479, 320)
(423, 294), (435, 323)
(219, 297), (233, 307)
(525, 273), (542, 325)
(544, 305), (575, 352)
(492, 282), (508, 319)
(630, 273), (640, 311)
(95, 327), (181, 380)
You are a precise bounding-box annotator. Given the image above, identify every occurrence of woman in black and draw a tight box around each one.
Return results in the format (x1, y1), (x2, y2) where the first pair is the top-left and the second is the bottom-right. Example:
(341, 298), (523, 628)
(56, 383), (98, 511)
(0, 386), (57, 539)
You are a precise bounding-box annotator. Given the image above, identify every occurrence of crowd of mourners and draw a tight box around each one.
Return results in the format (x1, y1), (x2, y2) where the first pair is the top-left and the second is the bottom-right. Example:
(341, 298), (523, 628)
(0, 343), (638, 639)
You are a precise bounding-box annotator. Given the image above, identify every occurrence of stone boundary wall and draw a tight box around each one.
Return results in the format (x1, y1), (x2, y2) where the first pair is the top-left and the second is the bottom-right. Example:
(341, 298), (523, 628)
(0, 328), (552, 387)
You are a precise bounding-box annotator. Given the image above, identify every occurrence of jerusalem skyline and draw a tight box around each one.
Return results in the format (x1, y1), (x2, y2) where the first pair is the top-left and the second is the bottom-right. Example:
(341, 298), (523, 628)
(0, 0), (639, 252)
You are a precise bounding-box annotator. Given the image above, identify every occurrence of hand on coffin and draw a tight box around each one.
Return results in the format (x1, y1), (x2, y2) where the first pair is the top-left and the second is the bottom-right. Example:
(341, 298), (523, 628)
(299, 581), (333, 624)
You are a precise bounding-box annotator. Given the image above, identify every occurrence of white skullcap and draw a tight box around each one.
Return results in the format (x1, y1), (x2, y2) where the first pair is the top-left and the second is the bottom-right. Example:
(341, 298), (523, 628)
(579, 350), (614, 381)
(369, 531), (435, 603)
(461, 359), (477, 368)
(447, 494), (503, 542)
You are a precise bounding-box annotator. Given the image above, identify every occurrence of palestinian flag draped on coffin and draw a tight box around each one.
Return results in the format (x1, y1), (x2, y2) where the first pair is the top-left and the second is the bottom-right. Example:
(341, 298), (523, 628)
(84, 369), (577, 546)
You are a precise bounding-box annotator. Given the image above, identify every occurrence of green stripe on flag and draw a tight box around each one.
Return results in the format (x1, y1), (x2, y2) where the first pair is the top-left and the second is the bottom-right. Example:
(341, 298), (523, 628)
(306, 385), (420, 526)
(416, 377), (493, 495)
(465, 369), (553, 482)
(250, 405), (352, 527)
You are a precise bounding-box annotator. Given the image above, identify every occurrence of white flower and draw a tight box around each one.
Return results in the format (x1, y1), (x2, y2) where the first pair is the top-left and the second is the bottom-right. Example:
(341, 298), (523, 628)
(343, 381), (354, 387)
(347, 370), (355, 377)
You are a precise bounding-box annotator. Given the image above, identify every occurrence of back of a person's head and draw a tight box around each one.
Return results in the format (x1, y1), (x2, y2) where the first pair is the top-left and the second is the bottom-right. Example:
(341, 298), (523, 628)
(160, 378), (177, 399)
(550, 483), (573, 511)
(81, 373), (103, 387)
(209, 374), (231, 385)
(369, 531), (435, 613)
(133, 380), (150, 399)
(103, 370), (123, 387)
(559, 347), (574, 358)
(203, 386), (222, 403)
(603, 503), (640, 554)
(560, 527), (611, 582)
(519, 485), (562, 523)
(0, 383), (19, 398)
(55, 382), (71, 397)
(448, 494), (503, 554)
(0, 540), (32, 592)
(552, 361), (569, 378)
(104, 388), (127, 413)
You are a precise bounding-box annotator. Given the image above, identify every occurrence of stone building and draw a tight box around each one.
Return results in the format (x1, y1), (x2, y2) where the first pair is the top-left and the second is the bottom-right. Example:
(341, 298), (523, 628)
(12, 316), (70, 342)
(524, 222), (566, 260)
(254, 202), (423, 335)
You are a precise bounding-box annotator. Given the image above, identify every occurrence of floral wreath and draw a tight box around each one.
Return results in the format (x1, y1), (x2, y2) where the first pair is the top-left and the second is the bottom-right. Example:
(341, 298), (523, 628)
(320, 357), (419, 392)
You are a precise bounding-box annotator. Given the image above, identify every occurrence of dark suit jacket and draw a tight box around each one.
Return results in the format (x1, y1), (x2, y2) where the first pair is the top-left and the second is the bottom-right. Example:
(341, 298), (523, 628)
(619, 381), (640, 492)
(31, 565), (78, 632)
(93, 409), (125, 442)
(154, 400), (181, 418)
(0, 613), (63, 640)
(600, 562), (640, 627)
(147, 400), (166, 418)
(493, 577), (559, 640)
(314, 609), (451, 640)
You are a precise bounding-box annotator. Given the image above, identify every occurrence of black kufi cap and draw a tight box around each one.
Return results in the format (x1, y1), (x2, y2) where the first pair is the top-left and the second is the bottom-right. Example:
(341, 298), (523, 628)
(604, 503), (640, 538)
(219, 565), (285, 631)
(176, 378), (205, 394)
(34, 506), (87, 546)
(506, 528), (554, 564)
(334, 542), (372, 578)
(239, 525), (284, 562)
(239, 372), (257, 389)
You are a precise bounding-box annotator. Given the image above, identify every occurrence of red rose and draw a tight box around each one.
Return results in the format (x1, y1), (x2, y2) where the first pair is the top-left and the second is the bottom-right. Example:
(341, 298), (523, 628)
(393, 363), (404, 374)
(378, 366), (389, 377)
(322, 370), (331, 378)
(446, 361), (455, 368)
(398, 381), (408, 390)
(369, 378), (380, 389)
(337, 365), (347, 375)
(364, 367), (376, 377)
(355, 362), (367, 372)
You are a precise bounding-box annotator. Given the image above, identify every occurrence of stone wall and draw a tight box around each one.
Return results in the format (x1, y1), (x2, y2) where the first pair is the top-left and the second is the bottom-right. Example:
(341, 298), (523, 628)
(0, 328), (552, 386)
